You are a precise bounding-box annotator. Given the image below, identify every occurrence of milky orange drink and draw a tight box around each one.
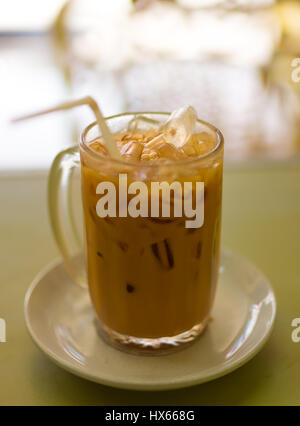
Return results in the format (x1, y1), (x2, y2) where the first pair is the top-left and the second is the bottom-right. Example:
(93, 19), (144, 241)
(80, 112), (223, 353)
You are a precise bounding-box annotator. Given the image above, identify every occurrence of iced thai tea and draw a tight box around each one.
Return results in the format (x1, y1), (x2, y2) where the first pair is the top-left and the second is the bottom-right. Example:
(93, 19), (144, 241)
(80, 112), (223, 353)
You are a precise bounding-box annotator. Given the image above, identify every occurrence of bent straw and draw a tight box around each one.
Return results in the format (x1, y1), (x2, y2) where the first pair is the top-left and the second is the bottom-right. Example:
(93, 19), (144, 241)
(12, 96), (121, 159)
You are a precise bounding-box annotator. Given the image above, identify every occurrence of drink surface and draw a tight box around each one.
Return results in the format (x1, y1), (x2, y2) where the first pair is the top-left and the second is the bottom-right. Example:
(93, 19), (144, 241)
(89, 129), (216, 163)
(80, 129), (223, 339)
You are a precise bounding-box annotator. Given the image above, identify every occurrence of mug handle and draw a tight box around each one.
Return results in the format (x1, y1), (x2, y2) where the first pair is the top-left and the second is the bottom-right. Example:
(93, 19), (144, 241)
(48, 146), (87, 288)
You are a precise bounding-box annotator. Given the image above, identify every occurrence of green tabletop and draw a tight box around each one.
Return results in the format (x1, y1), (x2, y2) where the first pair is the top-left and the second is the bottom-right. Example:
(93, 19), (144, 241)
(0, 164), (300, 406)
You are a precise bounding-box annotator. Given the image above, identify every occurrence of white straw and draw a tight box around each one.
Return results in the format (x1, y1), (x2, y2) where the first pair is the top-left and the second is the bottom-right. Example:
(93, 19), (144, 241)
(12, 96), (121, 159)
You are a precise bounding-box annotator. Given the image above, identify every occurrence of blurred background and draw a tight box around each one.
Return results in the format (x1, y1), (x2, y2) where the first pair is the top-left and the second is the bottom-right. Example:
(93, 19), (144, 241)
(1, 0), (300, 172)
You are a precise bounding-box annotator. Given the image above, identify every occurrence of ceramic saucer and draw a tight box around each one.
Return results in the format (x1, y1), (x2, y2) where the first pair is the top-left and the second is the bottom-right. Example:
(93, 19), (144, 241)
(24, 250), (276, 391)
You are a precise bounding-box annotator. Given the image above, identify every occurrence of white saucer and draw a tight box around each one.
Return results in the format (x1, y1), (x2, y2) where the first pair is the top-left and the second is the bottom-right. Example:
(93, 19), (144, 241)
(24, 250), (276, 391)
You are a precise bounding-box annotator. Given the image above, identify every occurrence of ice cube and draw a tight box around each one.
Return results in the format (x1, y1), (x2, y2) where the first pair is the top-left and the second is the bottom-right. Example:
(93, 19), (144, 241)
(141, 134), (186, 161)
(120, 140), (144, 161)
(162, 106), (197, 148)
(181, 133), (215, 157)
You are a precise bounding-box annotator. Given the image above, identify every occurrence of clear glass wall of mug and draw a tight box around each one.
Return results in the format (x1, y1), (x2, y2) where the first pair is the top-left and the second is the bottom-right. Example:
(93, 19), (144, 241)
(48, 112), (224, 354)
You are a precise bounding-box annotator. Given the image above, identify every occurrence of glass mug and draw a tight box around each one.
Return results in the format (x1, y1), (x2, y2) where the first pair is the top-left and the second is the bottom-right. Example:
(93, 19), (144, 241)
(48, 112), (224, 354)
